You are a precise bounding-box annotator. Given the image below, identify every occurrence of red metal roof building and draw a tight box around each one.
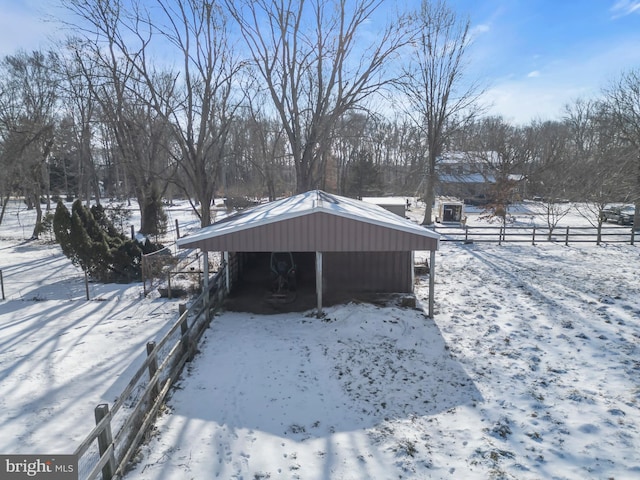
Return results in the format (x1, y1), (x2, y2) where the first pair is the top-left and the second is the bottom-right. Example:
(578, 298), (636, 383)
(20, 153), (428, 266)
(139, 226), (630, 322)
(177, 190), (439, 315)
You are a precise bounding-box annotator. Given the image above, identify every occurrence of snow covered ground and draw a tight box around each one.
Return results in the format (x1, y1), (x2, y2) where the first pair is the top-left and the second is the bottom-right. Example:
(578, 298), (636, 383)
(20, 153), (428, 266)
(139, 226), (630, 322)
(0, 200), (194, 454)
(1, 199), (640, 479)
(125, 242), (640, 480)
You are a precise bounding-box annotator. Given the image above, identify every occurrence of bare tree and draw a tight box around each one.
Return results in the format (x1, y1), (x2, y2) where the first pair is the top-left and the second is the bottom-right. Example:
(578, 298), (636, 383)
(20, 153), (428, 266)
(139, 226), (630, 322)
(64, 0), (242, 228)
(57, 40), (100, 205)
(565, 98), (629, 241)
(59, 0), (176, 234)
(68, 37), (172, 234)
(525, 120), (573, 239)
(400, 0), (482, 225)
(238, 90), (291, 200)
(472, 117), (530, 228)
(226, 0), (409, 193)
(150, 0), (244, 227)
(0, 50), (60, 237)
(604, 68), (640, 230)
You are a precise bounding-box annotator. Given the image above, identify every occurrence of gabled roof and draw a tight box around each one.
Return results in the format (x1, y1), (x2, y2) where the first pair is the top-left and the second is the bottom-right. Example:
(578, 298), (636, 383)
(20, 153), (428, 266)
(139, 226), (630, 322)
(439, 173), (496, 184)
(438, 151), (500, 164)
(176, 190), (439, 252)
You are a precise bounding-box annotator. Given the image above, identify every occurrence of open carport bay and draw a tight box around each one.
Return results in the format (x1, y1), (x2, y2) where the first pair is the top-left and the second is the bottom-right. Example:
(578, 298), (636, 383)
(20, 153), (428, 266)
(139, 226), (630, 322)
(223, 251), (317, 314)
(222, 251), (414, 314)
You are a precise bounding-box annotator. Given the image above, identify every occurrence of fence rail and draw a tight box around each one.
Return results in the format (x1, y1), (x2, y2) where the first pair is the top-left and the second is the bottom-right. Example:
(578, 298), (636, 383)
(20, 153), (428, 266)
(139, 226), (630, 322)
(75, 266), (228, 480)
(432, 224), (636, 246)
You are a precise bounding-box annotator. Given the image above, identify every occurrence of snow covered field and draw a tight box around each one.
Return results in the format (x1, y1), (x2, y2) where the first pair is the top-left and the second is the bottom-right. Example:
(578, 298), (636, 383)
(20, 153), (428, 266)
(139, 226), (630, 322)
(0, 201), (192, 454)
(1, 199), (639, 479)
(126, 242), (640, 480)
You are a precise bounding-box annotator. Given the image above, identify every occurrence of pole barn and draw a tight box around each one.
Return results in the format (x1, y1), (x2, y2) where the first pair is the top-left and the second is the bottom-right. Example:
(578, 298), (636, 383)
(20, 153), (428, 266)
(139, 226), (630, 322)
(176, 191), (439, 316)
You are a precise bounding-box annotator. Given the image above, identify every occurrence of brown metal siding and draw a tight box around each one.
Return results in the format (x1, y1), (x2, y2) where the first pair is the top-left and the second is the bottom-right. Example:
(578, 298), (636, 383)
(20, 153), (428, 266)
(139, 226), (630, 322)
(323, 251), (411, 293)
(191, 212), (437, 252)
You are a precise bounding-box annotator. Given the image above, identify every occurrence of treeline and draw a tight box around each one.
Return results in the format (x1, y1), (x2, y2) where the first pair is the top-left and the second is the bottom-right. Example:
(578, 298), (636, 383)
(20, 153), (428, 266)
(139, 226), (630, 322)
(0, 0), (638, 239)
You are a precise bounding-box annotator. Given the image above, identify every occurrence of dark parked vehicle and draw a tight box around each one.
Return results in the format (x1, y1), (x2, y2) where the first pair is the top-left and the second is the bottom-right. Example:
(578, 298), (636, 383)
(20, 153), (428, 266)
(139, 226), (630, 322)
(602, 205), (635, 225)
(617, 206), (635, 225)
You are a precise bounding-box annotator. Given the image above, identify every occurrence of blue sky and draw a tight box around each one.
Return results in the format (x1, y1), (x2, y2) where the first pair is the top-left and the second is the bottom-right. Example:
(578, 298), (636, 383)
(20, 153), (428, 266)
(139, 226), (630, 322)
(449, 0), (640, 123)
(1, 0), (639, 124)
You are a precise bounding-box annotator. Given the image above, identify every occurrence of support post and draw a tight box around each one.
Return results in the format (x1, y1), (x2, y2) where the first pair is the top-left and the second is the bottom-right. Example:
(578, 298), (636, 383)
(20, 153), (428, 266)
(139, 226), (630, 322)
(146, 342), (159, 399)
(566, 226), (570, 246)
(84, 270), (90, 301)
(316, 252), (323, 315)
(410, 252), (415, 291)
(223, 251), (230, 293)
(0, 269), (4, 300)
(203, 251), (210, 321)
(175, 219), (180, 239)
(94, 404), (116, 480)
(428, 250), (436, 318)
(130, 225), (135, 239)
(532, 226), (536, 245)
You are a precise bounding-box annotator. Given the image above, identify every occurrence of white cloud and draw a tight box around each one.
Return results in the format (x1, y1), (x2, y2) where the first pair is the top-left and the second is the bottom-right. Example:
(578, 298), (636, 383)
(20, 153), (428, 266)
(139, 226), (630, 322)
(482, 83), (570, 125)
(470, 23), (490, 38)
(478, 30), (640, 124)
(610, 0), (640, 18)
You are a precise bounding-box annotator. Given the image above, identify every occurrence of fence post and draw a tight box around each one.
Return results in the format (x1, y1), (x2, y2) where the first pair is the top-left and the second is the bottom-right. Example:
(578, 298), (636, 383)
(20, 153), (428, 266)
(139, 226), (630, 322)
(167, 271), (172, 299)
(0, 269), (4, 300)
(94, 404), (116, 480)
(146, 342), (159, 399)
(631, 228), (635, 246)
(142, 255), (147, 297)
(498, 226), (503, 246)
(532, 226), (536, 245)
(179, 303), (192, 361)
(84, 270), (90, 301)
(175, 219), (180, 240)
(565, 226), (570, 246)
(130, 225), (135, 239)
(465, 225), (469, 243)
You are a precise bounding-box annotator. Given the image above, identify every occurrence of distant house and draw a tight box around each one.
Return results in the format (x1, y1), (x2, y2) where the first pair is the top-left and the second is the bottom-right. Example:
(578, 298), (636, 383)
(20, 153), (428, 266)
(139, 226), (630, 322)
(436, 151), (526, 203)
(176, 190), (439, 316)
(436, 151), (496, 200)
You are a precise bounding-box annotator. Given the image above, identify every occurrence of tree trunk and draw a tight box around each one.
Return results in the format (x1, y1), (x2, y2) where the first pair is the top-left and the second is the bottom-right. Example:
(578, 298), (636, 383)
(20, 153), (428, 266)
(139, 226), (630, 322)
(139, 190), (166, 235)
(31, 191), (43, 239)
(200, 196), (212, 228)
(0, 193), (10, 225)
(421, 156), (436, 225)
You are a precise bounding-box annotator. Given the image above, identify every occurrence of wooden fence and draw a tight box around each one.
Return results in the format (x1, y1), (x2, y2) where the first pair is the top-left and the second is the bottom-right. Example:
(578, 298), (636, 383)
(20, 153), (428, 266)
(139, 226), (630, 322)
(433, 224), (636, 246)
(74, 266), (228, 480)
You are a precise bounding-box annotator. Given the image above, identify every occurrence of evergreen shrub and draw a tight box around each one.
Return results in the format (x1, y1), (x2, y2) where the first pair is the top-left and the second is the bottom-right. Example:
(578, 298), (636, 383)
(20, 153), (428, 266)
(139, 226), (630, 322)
(53, 200), (163, 283)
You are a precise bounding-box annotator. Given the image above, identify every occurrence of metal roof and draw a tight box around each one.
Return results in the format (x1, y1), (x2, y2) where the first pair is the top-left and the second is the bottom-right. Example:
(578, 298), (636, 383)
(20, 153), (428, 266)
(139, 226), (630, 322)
(176, 190), (439, 252)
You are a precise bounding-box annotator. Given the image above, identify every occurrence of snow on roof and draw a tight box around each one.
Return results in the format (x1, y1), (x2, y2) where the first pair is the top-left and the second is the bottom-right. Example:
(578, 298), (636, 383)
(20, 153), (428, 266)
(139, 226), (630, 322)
(438, 151), (499, 164)
(439, 173), (495, 184)
(177, 190), (438, 247)
(361, 196), (408, 206)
